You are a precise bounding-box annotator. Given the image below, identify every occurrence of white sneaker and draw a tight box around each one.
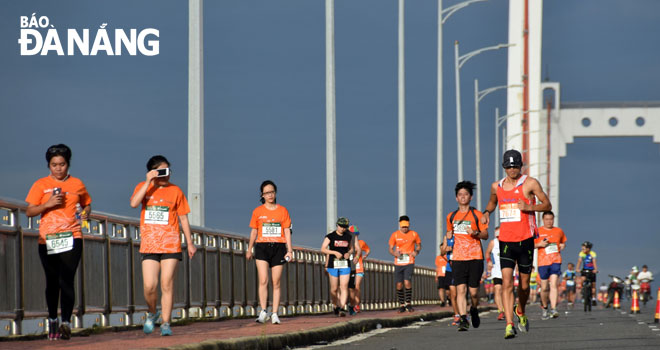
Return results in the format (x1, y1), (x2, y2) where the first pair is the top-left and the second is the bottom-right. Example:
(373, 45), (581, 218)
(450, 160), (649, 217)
(256, 310), (269, 323)
(271, 313), (280, 324)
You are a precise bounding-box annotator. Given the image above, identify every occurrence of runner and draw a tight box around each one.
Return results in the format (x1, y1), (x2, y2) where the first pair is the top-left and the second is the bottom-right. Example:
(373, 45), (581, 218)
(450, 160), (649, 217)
(529, 267), (539, 304)
(485, 227), (505, 320)
(446, 181), (488, 331)
(435, 243), (448, 307)
(246, 180), (293, 324)
(442, 231), (460, 324)
(481, 149), (552, 339)
(535, 211), (566, 319)
(26, 144), (92, 340)
(389, 216), (422, 313)
(576, 241), (598, 306)
(348, 225), (369, 314)
(321, 217), (357, 317)
(130, 155), (196, 336)
(562, 262), (578, 308)
(484, 270), (494, 304)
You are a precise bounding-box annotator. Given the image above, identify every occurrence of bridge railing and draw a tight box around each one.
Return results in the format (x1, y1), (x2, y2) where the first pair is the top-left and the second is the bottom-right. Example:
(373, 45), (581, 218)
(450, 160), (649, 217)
(0, 197), (438, 336)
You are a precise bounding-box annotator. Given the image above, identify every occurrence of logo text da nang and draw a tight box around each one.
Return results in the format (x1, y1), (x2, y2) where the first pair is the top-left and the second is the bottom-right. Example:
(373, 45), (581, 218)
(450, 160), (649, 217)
(18, 14), (159, 56)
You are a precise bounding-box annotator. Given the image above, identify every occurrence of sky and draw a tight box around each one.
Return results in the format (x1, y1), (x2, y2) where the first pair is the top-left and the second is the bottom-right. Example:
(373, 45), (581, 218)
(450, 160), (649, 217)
(1, 0), (659, 280)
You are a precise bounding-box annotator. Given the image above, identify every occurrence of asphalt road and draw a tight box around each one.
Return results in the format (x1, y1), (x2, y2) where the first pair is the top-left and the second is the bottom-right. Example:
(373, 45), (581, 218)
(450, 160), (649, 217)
(300, 300), (660, 350)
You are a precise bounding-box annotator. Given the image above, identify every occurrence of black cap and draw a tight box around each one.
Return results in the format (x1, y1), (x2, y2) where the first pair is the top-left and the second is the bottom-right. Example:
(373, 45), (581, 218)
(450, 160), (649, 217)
(502, 149), (523, 168)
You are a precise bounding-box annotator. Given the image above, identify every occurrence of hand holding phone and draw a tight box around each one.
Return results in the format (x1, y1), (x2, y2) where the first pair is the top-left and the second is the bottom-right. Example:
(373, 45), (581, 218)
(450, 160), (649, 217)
(156, 168), (170, 177)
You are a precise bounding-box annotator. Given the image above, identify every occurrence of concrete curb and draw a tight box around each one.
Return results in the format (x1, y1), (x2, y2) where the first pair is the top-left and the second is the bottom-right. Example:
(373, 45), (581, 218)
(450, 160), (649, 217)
(162, 307), (495, 350)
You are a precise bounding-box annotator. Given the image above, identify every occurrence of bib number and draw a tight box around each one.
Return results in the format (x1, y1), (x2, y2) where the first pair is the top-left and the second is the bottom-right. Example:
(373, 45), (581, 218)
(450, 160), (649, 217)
(334, 259), (348, 269)
(442, 266), (446, 274)
(397, 254), (410, 264)
(544, 243), (559, 254)
(567, 280), (575, 287)
(262, 222), (282, 238)
(499, 203), (521, 222)
(46, 232), (73, 255)
(452, 221), (470, 235)
(145, 205), (169, 225)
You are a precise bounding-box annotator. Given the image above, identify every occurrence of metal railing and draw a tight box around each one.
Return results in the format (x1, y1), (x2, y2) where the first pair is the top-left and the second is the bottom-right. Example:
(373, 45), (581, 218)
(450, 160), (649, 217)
(0, 197), (438, 336)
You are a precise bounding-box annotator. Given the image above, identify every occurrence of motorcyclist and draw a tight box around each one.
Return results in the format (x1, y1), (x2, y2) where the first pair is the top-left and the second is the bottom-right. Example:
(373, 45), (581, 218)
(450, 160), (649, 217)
(637, 265), (654, 304)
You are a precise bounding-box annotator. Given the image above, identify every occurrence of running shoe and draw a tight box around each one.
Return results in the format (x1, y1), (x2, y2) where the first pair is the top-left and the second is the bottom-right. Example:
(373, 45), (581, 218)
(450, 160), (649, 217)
(354, 304), (361, 313)
(59, 322), (71, 340)
(439, 301), (446, 307)
(592, 299), (597, 306)
(541, 307), (549, 320)
(160, 322), (172, 336)
(469, 307), (480, 328)
(514, 304), (529, 333)
(271, 313), (281, 324)
(334, 307), (340, 316)
(497, 311), (505, 321)
(550, 309), (559, 318)
(405, 304), (414, 313)
(451, 315), (460, 326)
(338, 308), (347, 317)
(143, 311), (161, 334)
(458, 316), (469, 331)
(349, 306), (356, 316)
(256, 309), (269, 323)
(397, 305), (406, 313)
(504, 323), (516, 339)
(48, 318), (59, 341)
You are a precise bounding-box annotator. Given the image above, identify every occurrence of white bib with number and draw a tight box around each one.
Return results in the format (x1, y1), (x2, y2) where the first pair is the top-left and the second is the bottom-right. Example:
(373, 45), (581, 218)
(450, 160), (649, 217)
(334, 259), (348, 269)
(145, 205), (169, 225)
(46, 232), (73, 255)
(452, 221), (470, 235)
(442, 266), (446, 274)
(544, 243), (559, 254)
(499, 203), (521, 222)
(262, 222), (282, 238)
(397, 254), (410, 264)
(567, 280), (575, 287)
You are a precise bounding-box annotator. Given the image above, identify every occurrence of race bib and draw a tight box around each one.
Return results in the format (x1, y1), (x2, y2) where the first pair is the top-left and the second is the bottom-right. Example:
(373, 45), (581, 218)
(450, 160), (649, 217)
(499, 203), (521, 222)
(333, 259), (348, 269)
(355, 262), (361, 270)
(442, 266), (446, 274)
(544, 243), (559, 254)
(262, 222), (282, 238)
(397, 254), (410, 264)
(46, 231), (73, 255)
(452, 221), (470, 235)
(566, 280), (575, 286)
(145, 205), (169, 225)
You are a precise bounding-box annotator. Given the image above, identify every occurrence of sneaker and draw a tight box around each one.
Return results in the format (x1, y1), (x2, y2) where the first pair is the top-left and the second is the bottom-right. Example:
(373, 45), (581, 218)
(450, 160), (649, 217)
(256, 309), (269, 323)
(349, 306), (356, 316)
(550, 309), (559, 318)
(59, 322), (71, 340)
(592, 299), (597, 306)
(160, 322), (172, 336)
(439, 301), (446, 307)
(458, 316), (469, 331)
(271, 313), (281, 324)
(469, 307), (480, 328)
(452, 315), (460, 326)
(541, 307), (549, 320)
(514, 304), (529, 333)
(504, 323), (516, 339)
(353, 304), (361, 313)
(397, 305), (406, 313)
(405, 304), (414, 313)
(497, 311), (505, 321)
(48, 318), (60, 341)
(334, 307), (340, 316)
(338, 307), (346, 317)
(143, 311), (161, 334)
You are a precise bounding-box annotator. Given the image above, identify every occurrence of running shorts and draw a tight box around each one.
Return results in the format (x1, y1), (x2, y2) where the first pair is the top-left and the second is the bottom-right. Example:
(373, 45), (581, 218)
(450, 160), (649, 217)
(493, 277), (502, 285)
(254, 242), (287, 267)
(443, 270), (455, 289)
(437, 276), (445, 289)
(394, 264), (414, 284)
(142, 252), (182, 261)
(538, 263), (562, 280)
(499, 237), (534, 274)
(349, 271), (356, 289)
(327, 267), (351, 277)
(451, 260), (484, 288)
(581, 269), (596, 283)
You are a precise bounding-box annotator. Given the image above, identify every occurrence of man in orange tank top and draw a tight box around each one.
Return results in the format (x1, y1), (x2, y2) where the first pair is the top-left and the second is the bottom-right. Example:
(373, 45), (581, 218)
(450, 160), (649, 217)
(481, 150), (552, 339)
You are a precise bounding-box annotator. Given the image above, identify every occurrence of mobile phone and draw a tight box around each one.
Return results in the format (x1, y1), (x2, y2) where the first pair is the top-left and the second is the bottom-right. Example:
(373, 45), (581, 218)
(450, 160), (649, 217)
(53, 187), (61, 195)
(156, 168), (170, 177)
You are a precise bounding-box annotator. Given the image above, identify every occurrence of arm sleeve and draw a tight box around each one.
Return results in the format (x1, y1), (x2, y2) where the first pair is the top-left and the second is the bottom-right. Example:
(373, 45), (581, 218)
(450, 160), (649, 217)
(176, 189), (191, 216)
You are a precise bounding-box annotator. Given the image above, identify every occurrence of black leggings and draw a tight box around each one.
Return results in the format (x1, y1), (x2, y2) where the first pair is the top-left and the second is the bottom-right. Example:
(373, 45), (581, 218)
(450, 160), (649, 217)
(38, 238), (83, 322)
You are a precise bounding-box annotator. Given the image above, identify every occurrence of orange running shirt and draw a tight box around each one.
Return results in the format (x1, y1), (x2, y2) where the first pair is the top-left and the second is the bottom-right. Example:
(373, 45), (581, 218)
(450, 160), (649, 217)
(132, 182), (190, 254)
(435, 255), (447, 277)
(249, 204), (291, 244)
(355, 240), (370, 273)
(446, 209), (488, 261)
(388, 230), (421, 266)
(26, 176), (92, 244)
(496, 175), (538, 242)
(535, 226), (566, 266)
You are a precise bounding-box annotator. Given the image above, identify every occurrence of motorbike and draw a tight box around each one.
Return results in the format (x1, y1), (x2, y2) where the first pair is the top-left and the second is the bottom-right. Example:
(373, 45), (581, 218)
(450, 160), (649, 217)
(639, 278), (653, 306)
(605, 275), (624, 308)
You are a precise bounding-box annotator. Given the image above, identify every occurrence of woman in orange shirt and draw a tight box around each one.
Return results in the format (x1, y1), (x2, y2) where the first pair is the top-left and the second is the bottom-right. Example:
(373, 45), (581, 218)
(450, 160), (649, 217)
(130, 155), (196, 336)
(246, 180), (293, 324)
(26, 144), (92, 341)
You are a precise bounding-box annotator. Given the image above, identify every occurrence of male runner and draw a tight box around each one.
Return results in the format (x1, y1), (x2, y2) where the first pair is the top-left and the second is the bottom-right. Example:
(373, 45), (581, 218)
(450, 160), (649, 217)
(388, 216), (421, 312)
(442, 230), (460, 325)
(576, 241), (598, 305)
(535, 211), (566, 319)
(562, 263), (577, 307)
(481, 149), (552, 339)
(446, 181), (488, 331)
(435, 244), (448, 307)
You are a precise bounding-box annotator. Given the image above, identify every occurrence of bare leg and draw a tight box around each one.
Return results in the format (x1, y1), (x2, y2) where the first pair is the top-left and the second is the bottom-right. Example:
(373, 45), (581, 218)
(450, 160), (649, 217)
(159, 259), (178, 323)
(540, 279), (550, 308)
(469, 287), (479, 308)
(518, 272), (531, 314)
(329, 276), (339, 307)
(338, 274), (350, 308)
(354, 275), (363, 306)
(256, 260), (271, 311)
(142, 259), (161, 315)
(271, 265), (283, 314)
(457, 284), (468, 315)
(549, 274), (559, 309)
(501, 267), (515, 324)
(494, 284), (503, 312)
(450, 285), (459, 315)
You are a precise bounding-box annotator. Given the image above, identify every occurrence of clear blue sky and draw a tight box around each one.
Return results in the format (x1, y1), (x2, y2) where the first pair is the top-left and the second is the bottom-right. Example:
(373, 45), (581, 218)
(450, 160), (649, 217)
(1, 0), (659, 279)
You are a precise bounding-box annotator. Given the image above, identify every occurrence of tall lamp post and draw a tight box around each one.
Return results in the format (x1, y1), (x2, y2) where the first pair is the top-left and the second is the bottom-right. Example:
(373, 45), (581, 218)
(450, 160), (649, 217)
(454, 41), (513, 183)
(325, 0), (337, 232)
(474, 80), (522, 209)
(435, 0), (487, 255)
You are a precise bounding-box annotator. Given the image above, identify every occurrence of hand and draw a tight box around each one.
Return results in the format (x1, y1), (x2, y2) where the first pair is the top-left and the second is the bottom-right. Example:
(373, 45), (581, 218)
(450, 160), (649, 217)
(487, 261), (493, 270)
(517, 199), (530, 211)
(540, 238), (549, 248)
(352, 256), (359, 264)
(594, 269), (599, 274)
(343, 252), (351, 260)
(481, 212), (490, 225)
(466, 227), (476, 236)
(285, 251), (293, 262)
(246, 249), (253, 260)
(446, 246), (453, 252)
(411, 251), (417, 258)
(146, 170), (159, 183)
(45, 192), (64, 209)
(187, 245), (197, 259)
(335, 252), (342, 259)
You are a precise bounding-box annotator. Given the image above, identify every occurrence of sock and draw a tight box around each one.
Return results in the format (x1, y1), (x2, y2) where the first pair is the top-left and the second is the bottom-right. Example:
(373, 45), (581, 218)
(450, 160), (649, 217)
(405, 288), (412, 305)
(397, 289), (405, 305)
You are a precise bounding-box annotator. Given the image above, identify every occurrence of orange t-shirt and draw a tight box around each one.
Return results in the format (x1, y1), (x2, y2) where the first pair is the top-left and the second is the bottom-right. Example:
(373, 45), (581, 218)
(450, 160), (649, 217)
(132, 182), (190, 253)
(535, 226), (566, 266)
(26, 176), (92, 244)
(249, 204), (291, 244)
(435, 255), (447, 277)
(388, 230), (421, 266)
(446, 209), (488, 261)
(355, 240), (370, 273)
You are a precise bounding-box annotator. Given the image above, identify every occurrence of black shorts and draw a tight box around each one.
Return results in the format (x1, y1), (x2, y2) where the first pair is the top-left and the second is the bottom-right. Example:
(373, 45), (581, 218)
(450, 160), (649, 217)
(142, 252), (182, 261)
(394, 264), (414, 284)
(493, 278), (503, 285)
(349, 271), (356, 289)
(444, 270), (455, 289)
(452, 260), (484, 288)
(437, 276), (446, 289)
(254, 242), (287, 267)
(566, 285), (576, 293)
(499, 237), (534, 274)
(581, 270), (596, 283)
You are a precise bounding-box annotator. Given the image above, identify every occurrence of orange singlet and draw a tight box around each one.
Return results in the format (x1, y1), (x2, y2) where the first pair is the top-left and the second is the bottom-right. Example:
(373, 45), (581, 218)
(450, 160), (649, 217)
(496, 175), (537, 242)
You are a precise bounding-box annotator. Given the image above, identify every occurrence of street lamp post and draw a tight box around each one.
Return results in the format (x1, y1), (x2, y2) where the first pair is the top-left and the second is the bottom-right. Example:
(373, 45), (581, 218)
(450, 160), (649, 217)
(436, 0), (487, 255)
(454, 41), (513, 183)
